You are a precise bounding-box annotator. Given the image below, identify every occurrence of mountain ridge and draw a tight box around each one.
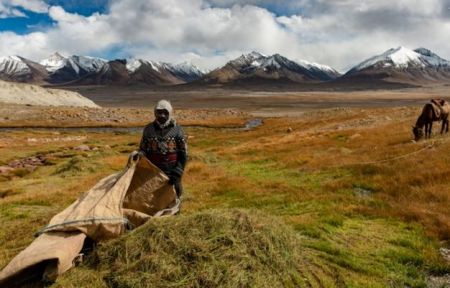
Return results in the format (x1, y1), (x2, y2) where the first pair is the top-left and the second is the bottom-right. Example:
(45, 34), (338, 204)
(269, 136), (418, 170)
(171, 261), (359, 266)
(1, 47), (449, 87)
(342, 46), (450, 84)
(199, 52), (341, 85)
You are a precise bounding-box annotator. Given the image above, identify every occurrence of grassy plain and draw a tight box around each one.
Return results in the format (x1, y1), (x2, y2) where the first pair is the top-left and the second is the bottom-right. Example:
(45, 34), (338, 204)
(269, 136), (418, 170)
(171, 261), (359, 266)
(0, 103), (449, 287)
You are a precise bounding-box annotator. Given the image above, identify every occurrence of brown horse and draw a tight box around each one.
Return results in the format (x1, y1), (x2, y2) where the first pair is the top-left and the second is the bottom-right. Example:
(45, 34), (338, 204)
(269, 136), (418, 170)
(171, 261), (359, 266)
(412, 99), (449, 141)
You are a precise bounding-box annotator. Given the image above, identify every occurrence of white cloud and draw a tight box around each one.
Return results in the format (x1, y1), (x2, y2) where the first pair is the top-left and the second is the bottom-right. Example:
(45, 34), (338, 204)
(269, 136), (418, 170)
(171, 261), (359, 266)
(48, 5), (82, 22)
(0, 31), (48, 59)
(1, 0), (450, 72)
(43, 6), (119, 56)
(0, 0), (48, 17)
(105, 0), (303, 68)
(9, 0), (49, 13)
(0, 6), (26, 18)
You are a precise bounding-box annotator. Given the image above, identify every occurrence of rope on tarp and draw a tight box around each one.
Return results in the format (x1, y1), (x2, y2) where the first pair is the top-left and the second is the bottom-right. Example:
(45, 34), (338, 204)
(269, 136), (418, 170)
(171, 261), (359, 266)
(34, 217), (130, 237)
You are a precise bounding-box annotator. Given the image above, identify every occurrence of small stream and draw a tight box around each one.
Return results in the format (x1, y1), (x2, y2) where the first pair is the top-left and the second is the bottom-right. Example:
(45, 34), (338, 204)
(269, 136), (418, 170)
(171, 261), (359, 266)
(0, 119), (263, 133)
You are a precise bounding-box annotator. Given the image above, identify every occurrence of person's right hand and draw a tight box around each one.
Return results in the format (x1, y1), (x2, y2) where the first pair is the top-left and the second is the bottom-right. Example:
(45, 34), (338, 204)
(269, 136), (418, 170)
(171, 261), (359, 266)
(168, 174), (179, 185)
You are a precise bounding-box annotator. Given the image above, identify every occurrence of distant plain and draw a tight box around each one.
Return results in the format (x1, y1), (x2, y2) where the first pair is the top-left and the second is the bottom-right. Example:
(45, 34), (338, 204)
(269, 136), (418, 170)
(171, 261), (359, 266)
(68, 84), (450, 115)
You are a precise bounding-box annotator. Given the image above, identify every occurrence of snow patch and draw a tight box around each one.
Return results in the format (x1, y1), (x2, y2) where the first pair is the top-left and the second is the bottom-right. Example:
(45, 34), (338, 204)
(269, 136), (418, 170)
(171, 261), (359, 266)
(40, 52), (66, 72)
(40, 53), (107, 74)
(297, 59), (337, 72)
(148, 60), (161, 72)
(170, 62), (206, 76)
(0, 56), (31, 76)
(126, 59), (143, 73)
(231, 51), (266, 67)
(351, 46), (450, 72)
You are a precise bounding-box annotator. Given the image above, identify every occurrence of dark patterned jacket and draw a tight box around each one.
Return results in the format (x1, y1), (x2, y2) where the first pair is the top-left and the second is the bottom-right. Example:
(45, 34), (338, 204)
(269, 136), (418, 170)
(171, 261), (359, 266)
(139, 120), (187, 178)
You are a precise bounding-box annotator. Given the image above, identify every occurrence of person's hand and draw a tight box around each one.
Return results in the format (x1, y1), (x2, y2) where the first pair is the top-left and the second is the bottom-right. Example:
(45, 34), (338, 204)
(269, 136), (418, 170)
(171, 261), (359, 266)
(130, 150), (142, 161)
(168, 174), (179, 185)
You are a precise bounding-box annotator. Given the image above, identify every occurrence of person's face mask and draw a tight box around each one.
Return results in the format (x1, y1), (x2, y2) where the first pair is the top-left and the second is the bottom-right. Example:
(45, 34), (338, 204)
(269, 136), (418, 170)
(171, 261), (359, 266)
(155, 109), (169, 124)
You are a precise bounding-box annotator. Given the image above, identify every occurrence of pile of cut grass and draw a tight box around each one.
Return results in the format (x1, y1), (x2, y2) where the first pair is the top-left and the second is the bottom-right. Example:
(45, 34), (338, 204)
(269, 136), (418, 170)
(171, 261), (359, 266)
(56, 209), (315, 288)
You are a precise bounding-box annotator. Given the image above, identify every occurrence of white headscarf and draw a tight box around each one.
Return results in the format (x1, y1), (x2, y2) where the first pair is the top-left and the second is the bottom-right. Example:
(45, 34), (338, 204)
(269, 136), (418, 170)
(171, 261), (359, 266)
(154, 99), (174, 128)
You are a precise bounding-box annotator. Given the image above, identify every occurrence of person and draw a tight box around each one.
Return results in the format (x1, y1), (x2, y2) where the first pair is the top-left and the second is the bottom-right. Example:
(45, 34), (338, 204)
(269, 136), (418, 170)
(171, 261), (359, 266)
(139, 100), (187, 198)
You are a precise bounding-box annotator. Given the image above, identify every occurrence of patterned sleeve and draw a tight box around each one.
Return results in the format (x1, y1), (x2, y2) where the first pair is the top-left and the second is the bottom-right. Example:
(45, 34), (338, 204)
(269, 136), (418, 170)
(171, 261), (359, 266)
(175, 126), (188, 153)
(139, 125), (149, 154)
(173, 125), (187, 177)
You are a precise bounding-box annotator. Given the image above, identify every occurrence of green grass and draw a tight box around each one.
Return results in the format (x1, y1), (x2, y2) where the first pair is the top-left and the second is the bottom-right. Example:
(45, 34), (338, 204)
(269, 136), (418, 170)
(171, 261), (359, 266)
(1, 108), (449, 287)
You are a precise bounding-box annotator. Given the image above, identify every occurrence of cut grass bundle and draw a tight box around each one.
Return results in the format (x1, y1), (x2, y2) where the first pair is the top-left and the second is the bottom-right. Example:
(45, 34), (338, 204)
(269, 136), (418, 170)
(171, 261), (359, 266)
(57, 209), (314, 288)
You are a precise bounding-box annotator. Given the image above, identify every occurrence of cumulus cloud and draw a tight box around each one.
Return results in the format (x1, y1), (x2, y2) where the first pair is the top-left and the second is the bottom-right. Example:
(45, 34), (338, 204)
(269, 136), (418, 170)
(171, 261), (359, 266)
(10, 0), (49, 13)
(0, 0), (48, 17)
(205, 0), (307, 14)
(1, 0), (450, 72)
(0, 4), (26, 18)
(44, 6), (119, 55)
(283, 0), (450, 70)
(107, 1), (296, 52)
(0, 31), (48, 59)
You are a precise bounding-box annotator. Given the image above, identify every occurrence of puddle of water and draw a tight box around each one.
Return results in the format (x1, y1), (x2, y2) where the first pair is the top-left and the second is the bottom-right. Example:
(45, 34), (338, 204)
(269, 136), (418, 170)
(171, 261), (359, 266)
(244, 119), (263, 130)
(353, 187), (373, 198)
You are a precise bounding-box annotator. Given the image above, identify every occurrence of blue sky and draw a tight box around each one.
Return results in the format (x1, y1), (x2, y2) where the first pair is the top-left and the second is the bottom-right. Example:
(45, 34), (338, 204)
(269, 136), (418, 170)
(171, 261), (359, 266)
(0, 0), (301, 34)
(0, 1), (108, 34)
(0, 11), (53, 34)
(0, 0), (449, 71)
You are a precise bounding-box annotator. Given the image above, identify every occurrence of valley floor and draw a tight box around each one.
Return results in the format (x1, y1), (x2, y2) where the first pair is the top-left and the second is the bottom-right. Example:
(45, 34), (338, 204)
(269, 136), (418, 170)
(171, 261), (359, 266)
(0, 90), (449, 287)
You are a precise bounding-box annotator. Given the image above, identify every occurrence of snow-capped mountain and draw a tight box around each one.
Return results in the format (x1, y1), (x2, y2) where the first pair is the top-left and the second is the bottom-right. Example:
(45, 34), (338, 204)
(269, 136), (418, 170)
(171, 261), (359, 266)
(4, 48), (447, 88)
(126, 59), (183, 85)
(0, 56), (48, 83)
(228, 51), (266, 70)
(413, 48), (450, 67)
(40, 53), (107, 73)
(0, 53), (205, 86)
(167, 62), (206, 82)
(349, 46), (450, 73)
(40, 53), (108, 83)
(0, 56), (30, 76)
(201, 52), (340, 84)
(297, 60), (341, 81)
(126, 59), (168, 74)
(125, 59), (205, 84)
(343, 46), (450, 84)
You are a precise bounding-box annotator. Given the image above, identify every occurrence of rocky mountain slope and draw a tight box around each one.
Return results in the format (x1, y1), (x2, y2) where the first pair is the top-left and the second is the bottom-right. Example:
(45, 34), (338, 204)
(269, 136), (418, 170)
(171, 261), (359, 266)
(342, 46), (450, 84)
(0, 53), (206, 86)
(0, 56), (48, 84)
(200, 52), (341, 85)
(2, 48), (449, 88)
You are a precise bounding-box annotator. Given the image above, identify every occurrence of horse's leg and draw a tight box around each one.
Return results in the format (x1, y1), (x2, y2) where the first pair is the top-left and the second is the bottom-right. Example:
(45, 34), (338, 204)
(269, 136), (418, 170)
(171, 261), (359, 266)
(441, 119), (445, 134)
(446, 118), (449, 133)
(427, 122), (433, 138)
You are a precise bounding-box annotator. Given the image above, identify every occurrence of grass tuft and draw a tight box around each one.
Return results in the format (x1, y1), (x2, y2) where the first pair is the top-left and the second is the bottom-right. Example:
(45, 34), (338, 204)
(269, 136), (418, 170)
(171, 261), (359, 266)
(53, 157), (82, 175)
(11, 168), (31, 178)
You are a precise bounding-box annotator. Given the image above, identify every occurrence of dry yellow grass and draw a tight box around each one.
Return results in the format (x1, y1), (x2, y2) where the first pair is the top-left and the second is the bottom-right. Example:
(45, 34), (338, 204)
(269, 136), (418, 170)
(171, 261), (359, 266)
(0, 105), (449, 286)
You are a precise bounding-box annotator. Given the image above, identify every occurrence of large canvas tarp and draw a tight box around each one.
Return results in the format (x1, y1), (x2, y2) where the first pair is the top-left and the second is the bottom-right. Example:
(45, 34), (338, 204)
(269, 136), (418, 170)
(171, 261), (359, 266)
(0, 152), (179, 287)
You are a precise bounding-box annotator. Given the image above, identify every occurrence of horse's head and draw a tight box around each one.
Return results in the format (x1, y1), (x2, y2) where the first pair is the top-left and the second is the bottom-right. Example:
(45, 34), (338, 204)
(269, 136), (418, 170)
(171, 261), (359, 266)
(412, 126), (423, 141)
